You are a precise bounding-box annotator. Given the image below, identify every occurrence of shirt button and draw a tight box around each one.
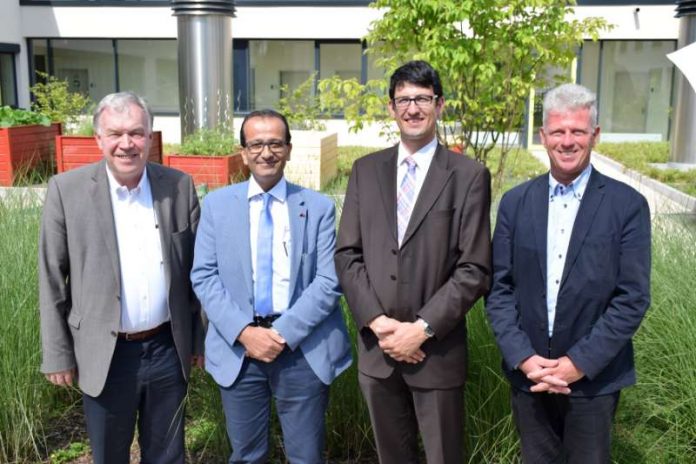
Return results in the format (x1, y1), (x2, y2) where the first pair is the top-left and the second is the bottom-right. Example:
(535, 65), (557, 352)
(555, 280), (559, 284)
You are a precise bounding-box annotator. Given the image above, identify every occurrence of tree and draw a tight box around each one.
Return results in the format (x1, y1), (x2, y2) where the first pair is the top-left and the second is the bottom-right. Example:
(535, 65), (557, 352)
(319, 0), (609, 190)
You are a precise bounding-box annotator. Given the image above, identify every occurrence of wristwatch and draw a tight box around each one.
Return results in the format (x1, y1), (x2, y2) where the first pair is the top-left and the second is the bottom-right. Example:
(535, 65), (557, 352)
(419, 318), (435, 338)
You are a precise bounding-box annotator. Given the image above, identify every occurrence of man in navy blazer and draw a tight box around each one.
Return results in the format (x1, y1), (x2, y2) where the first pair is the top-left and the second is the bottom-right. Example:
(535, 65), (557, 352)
(486, 83), (651, 463)
(191, 109), (352, 464)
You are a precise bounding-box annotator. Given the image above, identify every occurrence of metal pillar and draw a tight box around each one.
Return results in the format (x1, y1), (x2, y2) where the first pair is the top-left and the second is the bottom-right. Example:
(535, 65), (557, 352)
(671, 0), (696, 166)
(171, 0), (235, 139)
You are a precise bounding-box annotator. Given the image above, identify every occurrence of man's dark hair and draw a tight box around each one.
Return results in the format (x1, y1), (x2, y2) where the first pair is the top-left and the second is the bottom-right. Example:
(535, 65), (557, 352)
(389, 60), (443, 100)
(239, 109), (292, 147)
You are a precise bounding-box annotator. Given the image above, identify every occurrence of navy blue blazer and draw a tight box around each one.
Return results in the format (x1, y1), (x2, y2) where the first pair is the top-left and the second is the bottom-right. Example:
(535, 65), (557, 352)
(486, 167), (651, 396)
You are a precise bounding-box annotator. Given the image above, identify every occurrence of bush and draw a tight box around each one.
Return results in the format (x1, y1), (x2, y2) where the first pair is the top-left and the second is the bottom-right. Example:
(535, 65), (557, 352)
(0, 105), (51, 128)
(179, 128), (239, 156)
(30, 72), (91, 132)
(595, 142), (696, 197)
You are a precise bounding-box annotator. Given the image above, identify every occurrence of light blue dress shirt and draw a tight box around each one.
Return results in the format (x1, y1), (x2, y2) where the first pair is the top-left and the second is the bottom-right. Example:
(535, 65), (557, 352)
(546, 164), (592, 337)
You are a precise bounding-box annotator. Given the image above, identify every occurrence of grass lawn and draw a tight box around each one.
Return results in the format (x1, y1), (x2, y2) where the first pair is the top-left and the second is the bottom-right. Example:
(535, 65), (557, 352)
(2, 146), (695, 463)
(595, 142), (696, 197)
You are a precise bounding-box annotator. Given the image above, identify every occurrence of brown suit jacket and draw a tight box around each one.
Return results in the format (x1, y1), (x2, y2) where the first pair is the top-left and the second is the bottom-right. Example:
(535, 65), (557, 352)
(335, 144), (491, 389)
(39, 160), (204, 397)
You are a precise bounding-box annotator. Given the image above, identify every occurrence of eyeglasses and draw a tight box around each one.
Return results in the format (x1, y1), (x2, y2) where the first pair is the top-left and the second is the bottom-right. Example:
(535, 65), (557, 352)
(392, 95), (439, 109)
(245, 140), (287, 155)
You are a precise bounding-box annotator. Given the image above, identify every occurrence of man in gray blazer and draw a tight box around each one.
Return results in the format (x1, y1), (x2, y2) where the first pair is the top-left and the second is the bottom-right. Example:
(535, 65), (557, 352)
(335, 60), (491, 464)
(39, 91), (203, 464)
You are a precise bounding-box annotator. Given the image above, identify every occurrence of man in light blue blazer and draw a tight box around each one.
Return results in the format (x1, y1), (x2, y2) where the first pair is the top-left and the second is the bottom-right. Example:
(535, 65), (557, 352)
(191, 109), (352, 464)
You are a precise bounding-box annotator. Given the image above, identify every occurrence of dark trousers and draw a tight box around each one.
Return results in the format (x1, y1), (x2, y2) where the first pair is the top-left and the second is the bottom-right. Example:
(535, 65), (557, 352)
(511, 388), (620, 464)
(359, 371), (463, 464)
(82, 329), (186, 464)
(219, 347), (329, 464)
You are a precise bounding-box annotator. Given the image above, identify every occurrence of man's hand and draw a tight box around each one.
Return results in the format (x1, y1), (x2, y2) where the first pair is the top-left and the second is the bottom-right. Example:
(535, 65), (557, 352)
(45, 368), (77, 387)
(528, 356), (584, 394)
(238, 326), (286, 363)
(368, 314), (400, 339)
(378, 321), (427, 364)
(520, 355), (571, 394)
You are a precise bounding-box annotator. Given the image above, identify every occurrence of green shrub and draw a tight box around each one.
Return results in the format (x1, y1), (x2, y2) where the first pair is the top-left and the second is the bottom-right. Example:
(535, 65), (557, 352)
(30, 72), (91, 132)
(180, 128), (239, 156)
(595, 142), (696, 197)
(0, 105), (51, 128)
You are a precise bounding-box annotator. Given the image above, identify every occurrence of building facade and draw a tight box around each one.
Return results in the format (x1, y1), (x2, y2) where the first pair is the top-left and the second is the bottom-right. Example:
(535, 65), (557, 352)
(0, 0), (680, 145)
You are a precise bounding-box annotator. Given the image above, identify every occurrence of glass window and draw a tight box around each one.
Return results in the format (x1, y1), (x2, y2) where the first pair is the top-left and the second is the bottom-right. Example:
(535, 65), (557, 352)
(30, 39), (49, 86)
(117, 40), (178, 113)
(51, 39), (116, 102)
(598, 40), (675, 140)
(579, 41), (600, 94)
(0, 53), (17, 107)
(249, 40), (314, 110)
(319, 42), (361, 81)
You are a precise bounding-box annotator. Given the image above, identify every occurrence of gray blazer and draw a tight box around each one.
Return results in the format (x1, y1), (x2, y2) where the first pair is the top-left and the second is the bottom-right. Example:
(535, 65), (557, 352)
(39, 160), (203, 397)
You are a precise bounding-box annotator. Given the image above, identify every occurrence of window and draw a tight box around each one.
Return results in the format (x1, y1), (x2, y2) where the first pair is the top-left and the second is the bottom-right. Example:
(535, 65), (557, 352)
(249, 40), (315, 110)
(118, 40), (178, 113)
(0, 52), (18, 107)
(51, 39), (116, 102)
(319, 42), (361, 81)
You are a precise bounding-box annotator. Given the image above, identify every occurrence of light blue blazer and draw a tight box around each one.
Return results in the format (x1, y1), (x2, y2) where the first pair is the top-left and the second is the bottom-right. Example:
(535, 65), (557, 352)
(191, 180), (352, 387)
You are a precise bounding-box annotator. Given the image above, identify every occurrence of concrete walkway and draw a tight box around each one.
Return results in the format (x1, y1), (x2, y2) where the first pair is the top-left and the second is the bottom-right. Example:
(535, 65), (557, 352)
(530, 149), (696, 217)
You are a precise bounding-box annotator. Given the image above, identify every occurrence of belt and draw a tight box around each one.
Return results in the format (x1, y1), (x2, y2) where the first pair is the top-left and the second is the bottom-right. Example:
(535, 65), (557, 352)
(251, 314), (281, 328)
(118, 321), (170, 341)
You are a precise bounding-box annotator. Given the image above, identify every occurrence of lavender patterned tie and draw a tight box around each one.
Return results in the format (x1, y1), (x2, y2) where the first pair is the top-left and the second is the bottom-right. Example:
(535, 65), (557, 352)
(397, 156), (417, 245)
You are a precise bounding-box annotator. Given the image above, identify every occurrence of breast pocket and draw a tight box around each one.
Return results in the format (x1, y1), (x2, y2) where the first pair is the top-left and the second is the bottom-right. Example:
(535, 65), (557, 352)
(171, 226), (194, 269)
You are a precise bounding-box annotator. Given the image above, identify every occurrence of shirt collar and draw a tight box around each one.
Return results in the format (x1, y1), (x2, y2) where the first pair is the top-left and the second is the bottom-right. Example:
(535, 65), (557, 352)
(397, 137), (438, 168)
(106, 164), (149, 197)
(247, 176), (287, 203)
(549, 164), (592, 200)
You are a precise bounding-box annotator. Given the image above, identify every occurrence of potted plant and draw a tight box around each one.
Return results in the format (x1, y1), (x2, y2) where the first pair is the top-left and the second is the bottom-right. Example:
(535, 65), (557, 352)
(29, 73), (163, 173)
(163, 128), (248, 190)
(0, 106), (62, 186)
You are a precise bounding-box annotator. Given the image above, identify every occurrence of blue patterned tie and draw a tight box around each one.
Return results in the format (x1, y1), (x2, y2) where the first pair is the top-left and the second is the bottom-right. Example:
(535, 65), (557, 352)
(397, 156), (417, 245)
(255, 193), (274, 316)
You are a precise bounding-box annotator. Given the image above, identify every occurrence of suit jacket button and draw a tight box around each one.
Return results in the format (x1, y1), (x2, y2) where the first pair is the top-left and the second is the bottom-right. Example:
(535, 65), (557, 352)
(391, 249), (397, 255)
(390, 275), (396, 281)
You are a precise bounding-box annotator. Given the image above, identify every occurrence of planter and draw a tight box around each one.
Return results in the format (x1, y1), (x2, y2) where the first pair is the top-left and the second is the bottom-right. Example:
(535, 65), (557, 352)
(163, 153), (249, 190)
(0, 123), (62, 186)
(55, 131), (163, 173)
(284, 131), (337, 190)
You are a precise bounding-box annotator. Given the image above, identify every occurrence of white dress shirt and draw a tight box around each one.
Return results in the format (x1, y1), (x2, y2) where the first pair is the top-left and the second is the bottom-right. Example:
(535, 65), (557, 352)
(395, 137), (438, 209)
(106, 166), (168, 333)
(248, 176), (291, 314)
(546, 164), (592, 337)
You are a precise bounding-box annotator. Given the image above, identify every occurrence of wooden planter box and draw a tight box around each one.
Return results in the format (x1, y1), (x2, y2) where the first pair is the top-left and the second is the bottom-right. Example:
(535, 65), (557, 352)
(55, 131), (163, 173)
(284, 131), (338, 190)
(0, 123), (62, 186)
(163, 153), (249, 190)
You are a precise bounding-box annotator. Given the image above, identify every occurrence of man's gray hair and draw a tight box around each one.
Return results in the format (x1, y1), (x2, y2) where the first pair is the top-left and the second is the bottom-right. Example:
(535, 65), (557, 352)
(543, 83), (598, 129)
(93, 91), (154, 134)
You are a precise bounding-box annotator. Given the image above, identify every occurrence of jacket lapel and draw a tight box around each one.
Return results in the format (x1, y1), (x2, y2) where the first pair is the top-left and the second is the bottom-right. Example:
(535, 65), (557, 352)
(560, 168), (605, 287)
(89, 161), (121, 293)
(230, 184), (254, 298)
(377, 146), (398, 243)
(287, 184), (306, 303)
(532, 175), (549, 284)
(149, 165), (173, 292)
(401, 144), (453, 247)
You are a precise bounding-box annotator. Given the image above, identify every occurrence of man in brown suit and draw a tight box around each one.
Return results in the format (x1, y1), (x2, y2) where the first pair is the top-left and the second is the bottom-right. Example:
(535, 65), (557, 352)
(335, 60), (491, 464)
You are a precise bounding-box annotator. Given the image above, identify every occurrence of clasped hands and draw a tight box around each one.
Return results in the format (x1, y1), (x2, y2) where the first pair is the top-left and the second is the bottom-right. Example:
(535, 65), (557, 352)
(238, 325), (286, 363)
(519, 354), (585, 395)
(369, 315), (427, 364)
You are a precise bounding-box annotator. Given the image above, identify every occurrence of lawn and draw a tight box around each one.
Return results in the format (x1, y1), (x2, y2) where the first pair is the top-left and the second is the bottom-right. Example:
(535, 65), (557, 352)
(595, 142), (696, 197)
(1, 146), (694, 463)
